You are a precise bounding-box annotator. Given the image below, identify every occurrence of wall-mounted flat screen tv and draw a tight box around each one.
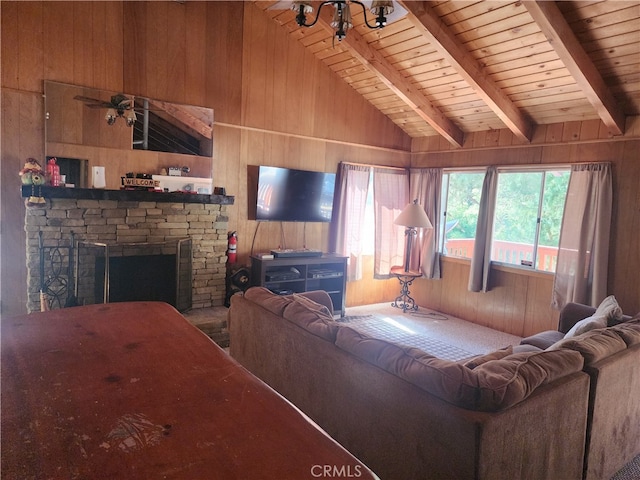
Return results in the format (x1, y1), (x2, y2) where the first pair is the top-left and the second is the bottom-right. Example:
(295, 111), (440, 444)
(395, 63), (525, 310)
(256, 166), (336, 222)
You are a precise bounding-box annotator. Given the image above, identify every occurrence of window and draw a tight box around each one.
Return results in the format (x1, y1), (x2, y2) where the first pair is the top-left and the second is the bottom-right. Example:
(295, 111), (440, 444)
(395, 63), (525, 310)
(440, 168), (570, 272)
(439, 171), (485, 259)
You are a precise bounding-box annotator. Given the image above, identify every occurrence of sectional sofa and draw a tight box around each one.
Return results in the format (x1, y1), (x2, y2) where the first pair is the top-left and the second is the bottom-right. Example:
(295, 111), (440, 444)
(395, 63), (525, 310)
(520, 302), (640, 480)
(230, 287), (640, 480)
(230, 287), (594, 479)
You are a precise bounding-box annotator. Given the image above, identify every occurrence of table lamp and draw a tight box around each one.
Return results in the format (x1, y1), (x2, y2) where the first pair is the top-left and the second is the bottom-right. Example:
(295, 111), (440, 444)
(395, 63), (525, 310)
(394, 199), (433, 272)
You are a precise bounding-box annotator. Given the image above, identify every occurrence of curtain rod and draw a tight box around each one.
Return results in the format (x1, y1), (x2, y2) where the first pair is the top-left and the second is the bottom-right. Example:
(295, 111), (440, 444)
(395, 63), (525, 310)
(341, 161), (407, 171)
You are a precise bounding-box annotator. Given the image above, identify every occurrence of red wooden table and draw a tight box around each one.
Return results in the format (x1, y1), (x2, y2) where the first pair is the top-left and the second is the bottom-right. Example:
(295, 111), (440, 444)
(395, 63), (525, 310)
(2, 302), (377, 479)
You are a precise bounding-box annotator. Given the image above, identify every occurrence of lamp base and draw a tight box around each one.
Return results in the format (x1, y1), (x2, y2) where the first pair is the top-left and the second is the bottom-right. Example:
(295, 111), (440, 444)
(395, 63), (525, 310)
(390, 267), (421, 313)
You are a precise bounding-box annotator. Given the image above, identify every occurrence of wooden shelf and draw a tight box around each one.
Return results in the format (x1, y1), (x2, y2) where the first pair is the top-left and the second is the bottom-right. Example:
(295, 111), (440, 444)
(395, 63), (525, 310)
(251, 254), (347, 316)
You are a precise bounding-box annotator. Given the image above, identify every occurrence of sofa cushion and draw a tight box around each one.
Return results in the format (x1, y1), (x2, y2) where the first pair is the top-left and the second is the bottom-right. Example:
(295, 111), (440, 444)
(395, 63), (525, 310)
(282, 296), (339, 342)
(292, 292), (333, 317)
(548, 328), (627, 365)
(335, 327), (584, 412)
(463, 346), (513, 369)
(244, 287), (293, 316)
(520, 330), (564, 350)
(608, 319), (640, 347)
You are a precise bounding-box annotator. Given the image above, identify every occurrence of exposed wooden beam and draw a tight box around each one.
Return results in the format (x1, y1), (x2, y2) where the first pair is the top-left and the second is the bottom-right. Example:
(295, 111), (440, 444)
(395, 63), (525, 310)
(398, 1), (533, 143)
(523, 0), (625, 136)
(314, 3), (464, 147)
(146, 99), (213, 139)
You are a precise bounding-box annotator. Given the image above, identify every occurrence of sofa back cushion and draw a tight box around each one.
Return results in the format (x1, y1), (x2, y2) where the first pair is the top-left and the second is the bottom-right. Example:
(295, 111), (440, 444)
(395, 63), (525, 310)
(244, 286), (293, 316)
(609, 319), (640, 346)
(282, 298), (338, 341)
(243, 287), (338, 342)
(549, 318), (640, 366)
(335, 327), (584, 412)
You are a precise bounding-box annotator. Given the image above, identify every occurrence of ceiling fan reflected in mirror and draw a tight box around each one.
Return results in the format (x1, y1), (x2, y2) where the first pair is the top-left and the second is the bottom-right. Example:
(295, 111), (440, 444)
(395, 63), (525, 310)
(269, 1), (407, 41)
(74, 94), (138, 126)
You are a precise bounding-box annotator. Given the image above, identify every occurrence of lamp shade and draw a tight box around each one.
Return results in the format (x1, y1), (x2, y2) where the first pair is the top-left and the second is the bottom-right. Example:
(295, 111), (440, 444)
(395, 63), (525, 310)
(394, 201), (433, 229)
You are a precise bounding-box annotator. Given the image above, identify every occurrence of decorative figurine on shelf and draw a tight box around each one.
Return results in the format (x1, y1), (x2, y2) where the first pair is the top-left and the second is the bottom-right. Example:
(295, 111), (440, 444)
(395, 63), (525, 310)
(19, 158), (47, 207)
(46, 157), (61, 186)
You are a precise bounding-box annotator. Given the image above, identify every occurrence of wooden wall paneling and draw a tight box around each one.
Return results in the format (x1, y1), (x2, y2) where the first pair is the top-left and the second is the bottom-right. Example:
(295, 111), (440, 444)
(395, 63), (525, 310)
(43, 2), (75, 84)
(14, 2), (45, 92)
(522, 274), (558, 337)
(100, 2), (125, 92)
(144, 1), (167, 100)
(609, 140), (640, 314)
(207, 2), (244, 126)
(561, 121), (583, 142)
(345, 256), (397, 307)
(72, 2), (95, 88)
(1, 2), (19, 89)
(184, 2), (207, 108)
(124, 2), (148, 96)
(491, 269), (529, 336)
(165, 2), (187, 104)
(241, 2), (274, 130)
(1, 90), (44, 317)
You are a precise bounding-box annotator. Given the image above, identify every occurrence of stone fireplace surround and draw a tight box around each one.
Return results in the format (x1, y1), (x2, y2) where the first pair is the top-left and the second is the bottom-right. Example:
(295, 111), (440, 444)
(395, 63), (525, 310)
(23, 186), (233, 313)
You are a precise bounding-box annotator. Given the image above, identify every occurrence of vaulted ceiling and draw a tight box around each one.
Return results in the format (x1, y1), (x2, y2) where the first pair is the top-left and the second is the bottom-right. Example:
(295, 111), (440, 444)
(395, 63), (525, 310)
(256, 1), (640, 147)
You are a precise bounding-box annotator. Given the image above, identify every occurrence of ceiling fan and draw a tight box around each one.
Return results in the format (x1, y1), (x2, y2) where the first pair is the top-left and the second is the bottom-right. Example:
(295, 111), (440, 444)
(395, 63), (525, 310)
(267, 1), (407, 41)
(74, 93), (138, 126)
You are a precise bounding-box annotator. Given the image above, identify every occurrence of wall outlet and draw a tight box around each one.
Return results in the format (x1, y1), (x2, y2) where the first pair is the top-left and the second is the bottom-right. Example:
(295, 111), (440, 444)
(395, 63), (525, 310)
(92, 166), (106, 188)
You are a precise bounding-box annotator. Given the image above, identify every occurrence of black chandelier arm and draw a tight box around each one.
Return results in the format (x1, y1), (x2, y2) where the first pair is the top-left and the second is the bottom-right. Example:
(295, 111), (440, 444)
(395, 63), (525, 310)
(295, 1), (335, 28)
(350, 1), (387, 29)
(295, 1), (387, 30)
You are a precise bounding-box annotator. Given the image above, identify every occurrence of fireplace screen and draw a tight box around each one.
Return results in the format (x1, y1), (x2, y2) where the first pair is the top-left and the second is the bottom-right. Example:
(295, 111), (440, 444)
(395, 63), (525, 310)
(75, 238), (192, 312)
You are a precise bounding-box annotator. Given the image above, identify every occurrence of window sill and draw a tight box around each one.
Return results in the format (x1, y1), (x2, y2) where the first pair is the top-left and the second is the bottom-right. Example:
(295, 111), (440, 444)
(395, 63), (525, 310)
(441, 255), (554, 279)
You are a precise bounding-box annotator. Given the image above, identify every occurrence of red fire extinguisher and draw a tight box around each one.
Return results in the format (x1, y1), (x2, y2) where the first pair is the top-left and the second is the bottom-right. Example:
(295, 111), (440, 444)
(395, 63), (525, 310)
(227, 231), (237, 263)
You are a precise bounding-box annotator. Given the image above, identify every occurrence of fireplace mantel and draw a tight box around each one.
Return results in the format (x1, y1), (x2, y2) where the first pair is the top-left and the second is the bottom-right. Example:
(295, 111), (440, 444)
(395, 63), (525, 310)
(21, 185), (234, 205)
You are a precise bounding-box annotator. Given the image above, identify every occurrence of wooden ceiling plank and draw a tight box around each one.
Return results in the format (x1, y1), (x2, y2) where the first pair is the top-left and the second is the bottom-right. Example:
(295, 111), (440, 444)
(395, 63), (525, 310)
(399, 0), (533, 142)
(523, 0), (626, 135)
(314, 4), (465, 147)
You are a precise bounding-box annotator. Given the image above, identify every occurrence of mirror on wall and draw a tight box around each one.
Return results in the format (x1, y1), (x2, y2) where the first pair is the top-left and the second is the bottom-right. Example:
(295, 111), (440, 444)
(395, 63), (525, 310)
(44, 81), (214, 158)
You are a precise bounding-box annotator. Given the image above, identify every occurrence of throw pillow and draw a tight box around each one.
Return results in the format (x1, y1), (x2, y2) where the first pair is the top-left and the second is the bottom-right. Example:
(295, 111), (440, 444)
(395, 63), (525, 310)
(594, 294), (623, 320)
(463, 346), (513, 369)
(563, 314), (607, 338)
(564, 295), (623, 339)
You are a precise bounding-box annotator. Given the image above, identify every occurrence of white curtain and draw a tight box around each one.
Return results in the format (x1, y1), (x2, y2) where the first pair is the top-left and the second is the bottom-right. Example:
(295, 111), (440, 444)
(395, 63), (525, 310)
(409, 168), (443, 278)
(552, 163), (613, 309)
(373, 167), (409, 278)
(468, 166), (498, 292)
(329, 163), (371, 281)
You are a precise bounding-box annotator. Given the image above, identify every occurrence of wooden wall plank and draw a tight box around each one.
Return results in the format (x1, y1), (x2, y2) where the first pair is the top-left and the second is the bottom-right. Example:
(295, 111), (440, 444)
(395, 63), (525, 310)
(16, 2), (44, 92)
(1, 90), (44, 317)
(43, 2), (75, 84)
(1, 2), (19, 89)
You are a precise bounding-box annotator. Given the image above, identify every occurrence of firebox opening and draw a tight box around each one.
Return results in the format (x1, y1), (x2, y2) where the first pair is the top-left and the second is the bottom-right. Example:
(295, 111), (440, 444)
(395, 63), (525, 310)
(96, 254), (177, 307)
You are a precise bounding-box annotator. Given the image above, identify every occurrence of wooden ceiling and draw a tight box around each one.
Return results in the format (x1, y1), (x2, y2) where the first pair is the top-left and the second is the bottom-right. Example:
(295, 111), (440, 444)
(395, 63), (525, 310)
(256, 1), (640, 146)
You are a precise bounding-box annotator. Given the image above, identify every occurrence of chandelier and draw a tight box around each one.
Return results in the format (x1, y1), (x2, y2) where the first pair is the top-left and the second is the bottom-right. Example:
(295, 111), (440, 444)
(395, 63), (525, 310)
(104, 94), (137, 127)
(291, 1), (395, 41)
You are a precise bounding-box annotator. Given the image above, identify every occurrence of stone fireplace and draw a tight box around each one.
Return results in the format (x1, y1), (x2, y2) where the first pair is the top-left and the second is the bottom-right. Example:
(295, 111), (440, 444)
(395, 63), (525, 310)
(24, 186), (233, 313)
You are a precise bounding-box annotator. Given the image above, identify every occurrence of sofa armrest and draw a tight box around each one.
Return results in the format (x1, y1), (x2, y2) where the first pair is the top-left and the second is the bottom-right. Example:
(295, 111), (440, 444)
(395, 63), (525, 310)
(558, 302), (597, 334)
(295, 290), (334, 315)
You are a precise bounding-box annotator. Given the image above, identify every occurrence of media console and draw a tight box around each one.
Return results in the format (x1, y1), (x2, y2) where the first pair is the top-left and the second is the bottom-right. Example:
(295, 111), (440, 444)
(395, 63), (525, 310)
(250, 254), (347, 316)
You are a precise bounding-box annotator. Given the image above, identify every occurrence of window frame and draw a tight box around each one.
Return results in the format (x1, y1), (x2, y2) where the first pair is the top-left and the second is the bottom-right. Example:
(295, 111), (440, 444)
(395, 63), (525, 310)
(439, 165), (570, 273)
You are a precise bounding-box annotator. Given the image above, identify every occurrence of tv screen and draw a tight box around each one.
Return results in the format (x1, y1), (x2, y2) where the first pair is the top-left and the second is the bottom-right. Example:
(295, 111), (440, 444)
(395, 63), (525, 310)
(256, 166), (336, 222)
